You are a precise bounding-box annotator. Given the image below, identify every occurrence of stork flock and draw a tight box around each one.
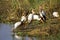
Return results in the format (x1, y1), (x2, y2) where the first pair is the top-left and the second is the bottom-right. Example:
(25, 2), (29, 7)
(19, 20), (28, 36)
(13, 8), (59, 30)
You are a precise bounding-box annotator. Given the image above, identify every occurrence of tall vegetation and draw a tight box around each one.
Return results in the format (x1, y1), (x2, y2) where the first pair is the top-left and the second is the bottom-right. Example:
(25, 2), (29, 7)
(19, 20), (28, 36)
(0, 0), (60, 23)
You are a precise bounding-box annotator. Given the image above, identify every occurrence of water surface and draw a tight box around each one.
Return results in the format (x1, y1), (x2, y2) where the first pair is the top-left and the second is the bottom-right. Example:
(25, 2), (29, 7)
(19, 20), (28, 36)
(0, 23), (40, 40)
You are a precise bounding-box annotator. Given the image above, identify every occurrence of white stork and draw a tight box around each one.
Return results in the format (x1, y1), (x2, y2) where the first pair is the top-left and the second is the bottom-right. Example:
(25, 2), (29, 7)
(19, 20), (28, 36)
(33, 15), (41, 20)
(14, 22), (22, 29)
(27, 13), (41, 23)
(39, 10), (46, 22)
(13, 15), (26, 29)
(28, 13), (33, 23)
(53, 12), (59, 17)
(20, 15), (26, 22)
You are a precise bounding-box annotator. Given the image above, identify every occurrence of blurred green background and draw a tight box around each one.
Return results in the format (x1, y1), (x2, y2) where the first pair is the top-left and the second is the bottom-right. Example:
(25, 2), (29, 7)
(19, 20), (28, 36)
(0, 0), (60, 23)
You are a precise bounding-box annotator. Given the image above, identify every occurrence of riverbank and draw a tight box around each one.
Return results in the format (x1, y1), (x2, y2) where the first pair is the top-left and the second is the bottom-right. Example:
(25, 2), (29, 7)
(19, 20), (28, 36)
(13, 18), (60, 37)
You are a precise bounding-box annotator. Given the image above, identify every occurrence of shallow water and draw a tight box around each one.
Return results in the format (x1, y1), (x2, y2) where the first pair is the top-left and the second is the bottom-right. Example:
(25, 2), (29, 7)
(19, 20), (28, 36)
(0, 23), (40, 40)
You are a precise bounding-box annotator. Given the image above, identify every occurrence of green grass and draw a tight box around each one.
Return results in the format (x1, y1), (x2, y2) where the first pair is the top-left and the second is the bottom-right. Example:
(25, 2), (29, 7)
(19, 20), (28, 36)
(14, 18), (60, 37)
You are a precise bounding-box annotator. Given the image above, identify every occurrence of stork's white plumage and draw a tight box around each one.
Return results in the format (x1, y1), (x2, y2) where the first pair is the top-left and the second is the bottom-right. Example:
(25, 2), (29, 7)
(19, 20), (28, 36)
(13, 15), (26, 29)
(28, 13), (33, 23)
(21, 16), (26, 22)
(53, 12), (59, 17)
(14, 15), (26, 29)
(28, 13), (41, 23)
(39, 10), (46, 17)
(33, 15), (41, 20)
(14, 22), (21, 29)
